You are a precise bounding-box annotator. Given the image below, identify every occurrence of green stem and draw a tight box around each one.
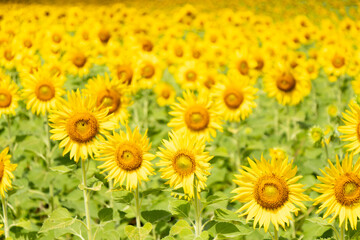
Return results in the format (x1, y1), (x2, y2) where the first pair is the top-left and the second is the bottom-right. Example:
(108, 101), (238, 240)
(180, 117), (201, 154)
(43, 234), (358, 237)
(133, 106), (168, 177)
(274, 227), (278, 240)
(1, 196), (9, 239)
(323, 139), (329, 161)
(6, 115), (13, 154)
(143, 91), (149, 132)
(134, 186), (141, 228)
(274, 105), (279, 137)
(109, 179), (114, 208)
(81, 160), (92, 240)
(340, 224), (345, 240)
(193, 181), (202, 237)
(45, 112), (54, 211)
(286, 106), (291, 141)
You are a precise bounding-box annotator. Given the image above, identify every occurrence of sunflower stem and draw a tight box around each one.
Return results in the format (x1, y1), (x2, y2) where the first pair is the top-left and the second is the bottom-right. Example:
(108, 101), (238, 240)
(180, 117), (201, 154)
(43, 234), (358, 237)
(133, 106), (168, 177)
(323, 138), (329, 161)
(1, 196), (9, 239)
(274, 104), (279, 137)
(6, 115), (13, 154)
(193, 182), (202, 237)
(286, 106), (291, 141)
(109, 179), (114, 208)
(274, 227), (278, 240)
(45, 112), (54, 211)
(81, 160), (92, 240)
(340, 224), (345, 240)
(134, 186), (141, 228)
(143, 90), (149, 132)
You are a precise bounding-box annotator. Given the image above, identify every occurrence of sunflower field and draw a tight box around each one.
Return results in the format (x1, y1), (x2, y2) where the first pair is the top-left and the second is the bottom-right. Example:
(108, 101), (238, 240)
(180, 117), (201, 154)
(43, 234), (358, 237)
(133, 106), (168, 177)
(1, 1), (360, 240)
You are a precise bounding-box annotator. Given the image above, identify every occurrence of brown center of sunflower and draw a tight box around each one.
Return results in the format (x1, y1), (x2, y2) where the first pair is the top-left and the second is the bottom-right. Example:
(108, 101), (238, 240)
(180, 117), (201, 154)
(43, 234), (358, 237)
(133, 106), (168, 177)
(4, 50), (14, 61)
(161, 89), (171, 99)
(141, 64), (155, 79)
(223, 89), (243, 109)
(82, 31), (89, 41)
(0, 89), (12, 108)
(307, 65), (314, 73)
(96, 89), (121, 114)
(332, 55), (345, 68)
(115, 142), (142, 171)
(98, 29), (111, 44)
(204, 76), (215, 89)
(173, 151), (195, 176)
(184, 105), (210, 131)
(142, 40), (153, 52)
(254, 175), (289, 209)
(116, 65), (133, 85)
(52, 33), (62, 43)
(24, 39), (32, 48)
(66, 113), (98, 143)
(334, 173), (360, 206)
(35, 83), (56, 101)
(185, 70), (197, 82)
(174, 46), (183, 57)
(50, 66), (61, 76)
(192, 49), (201, 59)
(237, 60), (249, 75)
(255, 58), (264, 71)
(72, 53), (87, 68)
(276, 72), (296, 92)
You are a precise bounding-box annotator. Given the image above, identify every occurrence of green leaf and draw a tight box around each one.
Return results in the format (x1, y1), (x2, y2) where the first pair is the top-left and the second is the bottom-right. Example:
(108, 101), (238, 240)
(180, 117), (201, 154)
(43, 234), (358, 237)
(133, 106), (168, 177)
(141, 210), (171, 223)
(169, 219), (193, 239)
(215, 222), (238, 234)
(125, 222), (152, 240)
(115, 191), (134, 204)
(306, 217), (332, 226)
(195, 231), (209, 240)
(98, 208), (113, 222)
(49, 165), (75, 174)
(39, 208), (75, 233)
(214, 208), (245, 223)
(169, 199), (190, 218)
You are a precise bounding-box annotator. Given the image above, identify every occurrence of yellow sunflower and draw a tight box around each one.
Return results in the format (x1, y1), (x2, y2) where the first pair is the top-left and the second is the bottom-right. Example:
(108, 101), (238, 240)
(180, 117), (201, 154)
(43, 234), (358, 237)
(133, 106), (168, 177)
(338, 101), (360, 154)
(0, 147), (17, 197)
(156, 130), (212, 199)
(154, 82), (176, 107)
(84, 74), (130, 125)
(97, 126), (155, 191)
(49, 90), (116, 162)
(232, 155), (310, 232)
(313, 154), (360, 230)
(263, 61), (311, 106)
(0, 77), (20, 117)
(212, 74), (257, 122)
(21, 68), (66, 115)
(173, 60), (205, 90)
(168, 90), (223, 142)
(133, 53), (164, 90)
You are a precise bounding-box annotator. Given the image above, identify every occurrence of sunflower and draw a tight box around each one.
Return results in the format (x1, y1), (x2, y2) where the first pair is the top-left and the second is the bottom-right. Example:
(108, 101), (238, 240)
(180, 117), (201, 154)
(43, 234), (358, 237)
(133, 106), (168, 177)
(212, 73), (257, 122)
(173, 60), (205, 90)
(168, 90), (223, 142)
(231, 155), (310, 232)
(263, 61), (311, 105)
(21, 68), (66, 115)
(313, 154), (360, 230)
(338, 101), (360, 154)
(0, 77), (20, 117)
(97, 126), (155, 191)
(156, 130), (212, 199)
(0, 147), (17, 197)
(64, 46), (93, 77)
(84, 74), (130, 125)
(49, 90), (116, 162)
(133, 53), (164, 90)
(154, 82), (176, 107)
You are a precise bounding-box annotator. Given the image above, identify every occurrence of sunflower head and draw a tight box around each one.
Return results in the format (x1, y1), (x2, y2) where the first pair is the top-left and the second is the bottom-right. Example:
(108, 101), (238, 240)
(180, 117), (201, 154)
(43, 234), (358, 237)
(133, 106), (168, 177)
(0, 147), (17, 197)
(97, 126), (155, 191)
(0, 77), (19, 117)
(232, 155), (310, 232)
(338, 101), (360, 154)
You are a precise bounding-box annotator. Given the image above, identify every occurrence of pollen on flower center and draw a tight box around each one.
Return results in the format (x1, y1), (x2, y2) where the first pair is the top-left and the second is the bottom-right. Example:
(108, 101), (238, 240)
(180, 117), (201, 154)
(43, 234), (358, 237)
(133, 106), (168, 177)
(96, 89), (121, 114)
(0, 161), (4, 180)
(276, 72), (296, 92)
(117, 65), (133, 85)
(141, 64), (155, 78)
(223, 89), (243, 109)
(35, 83), (55, 101)
(0, 90), (12, 108)
(173, 151), (195, 176)
(98, 29), (111, 43)
(115, 142), (143, 171)
(238, 60), (249, 75)
(332, 55), (345, 68)
(161, 89), (170, 99)
(72, 53), (87, 68)
(184, 105), (210, 131)
(142, 40), (153, 52)
(66, 112), (98, 143)
(185, 70), (197, 81)
(334, 173), (360, 206)
(254, 175), (289, 209)
(4, 50), (14, 61)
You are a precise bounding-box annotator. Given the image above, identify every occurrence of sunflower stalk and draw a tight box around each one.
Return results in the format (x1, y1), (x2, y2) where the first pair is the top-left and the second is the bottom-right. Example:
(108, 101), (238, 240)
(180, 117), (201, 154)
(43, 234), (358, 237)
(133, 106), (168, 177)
(109, 179), (114, 208)
(1, 196), (9, 239)
(6, 115), (13, 154)
(193, 181), (202, 237)
(134, 186), (141, 228)
(45, 112), (54, 211)
(274, 227), (278, 240)
(323, 138), (329, 161)
(340, 224), (345, 240)
(81, 160), (92, 240)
